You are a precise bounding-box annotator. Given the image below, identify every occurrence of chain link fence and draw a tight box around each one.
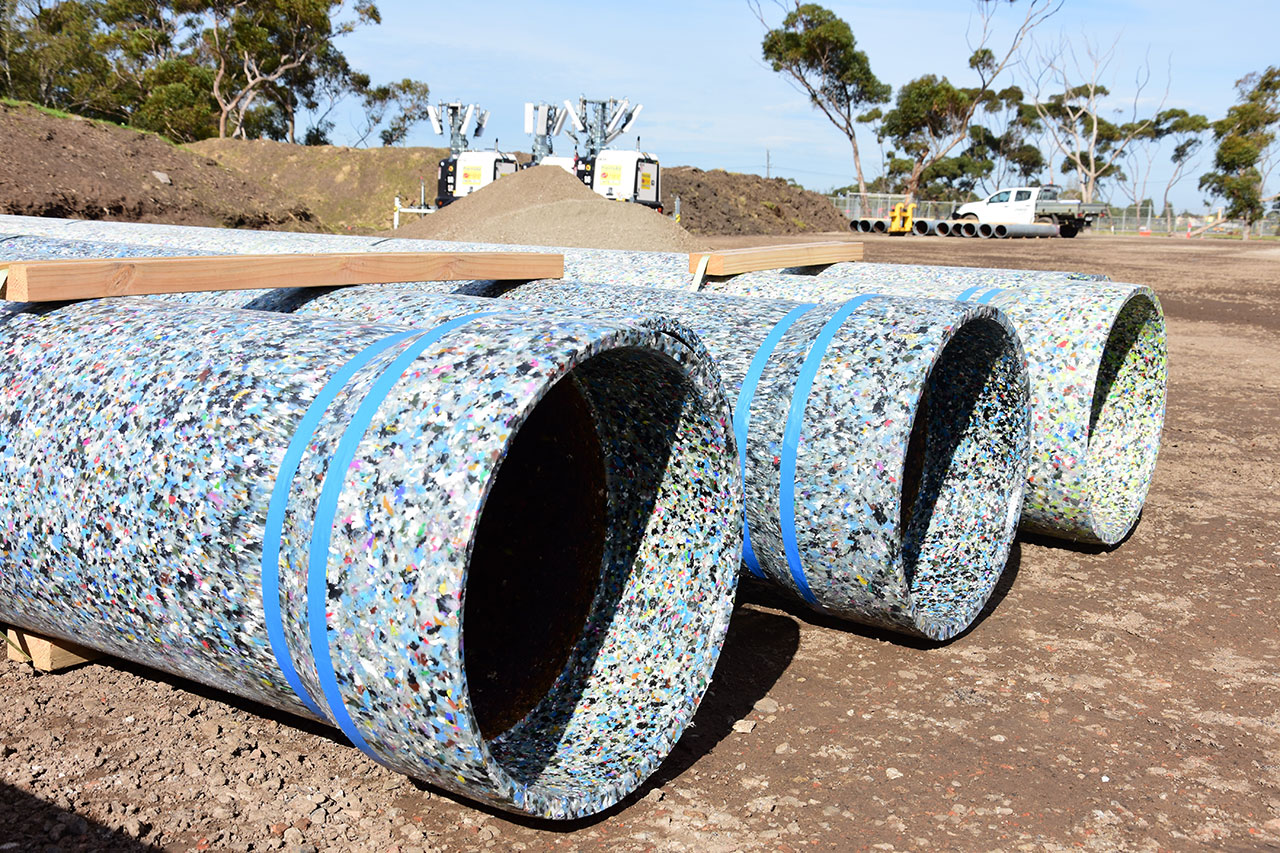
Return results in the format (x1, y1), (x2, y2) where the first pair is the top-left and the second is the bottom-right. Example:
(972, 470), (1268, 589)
(826, 194), (1279, 238)
(827, 193), (959, 223)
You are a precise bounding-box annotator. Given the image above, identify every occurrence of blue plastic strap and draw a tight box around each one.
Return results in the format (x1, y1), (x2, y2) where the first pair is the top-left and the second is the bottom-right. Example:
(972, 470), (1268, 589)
(779, 294), (879, 605)
(308, 310), (499, 760)
(975, 287), (1005, 304)
(733, 304), (817, 577)
(956, 285), (985, 302)
(262, 329), (421, 718)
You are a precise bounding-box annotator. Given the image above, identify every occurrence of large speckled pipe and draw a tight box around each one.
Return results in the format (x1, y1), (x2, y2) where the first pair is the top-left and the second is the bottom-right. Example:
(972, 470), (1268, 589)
(0, 233), (1031, 641)
(704, 272), (1166, 546)
(0, 281), (742, 819)
(1, 223), (1155, 544)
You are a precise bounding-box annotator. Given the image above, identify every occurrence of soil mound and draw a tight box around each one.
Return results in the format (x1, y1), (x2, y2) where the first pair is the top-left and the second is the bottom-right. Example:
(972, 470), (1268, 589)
(659, 167), (850, 236)
(0, 101), (317, 230)
(390, 165), (704, 252)
(190, 137), (456, 232)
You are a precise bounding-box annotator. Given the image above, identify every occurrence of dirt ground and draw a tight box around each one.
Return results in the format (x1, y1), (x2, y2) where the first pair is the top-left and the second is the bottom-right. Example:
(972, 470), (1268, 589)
(660, 167), (851, 236)
(0, 102), (318, 231)
(3, 232), (1279, 852)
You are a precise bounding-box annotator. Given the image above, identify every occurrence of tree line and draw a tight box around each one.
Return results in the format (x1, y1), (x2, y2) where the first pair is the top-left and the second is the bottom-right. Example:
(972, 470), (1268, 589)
(756, 1), (1280, 238)
(0, 0), (431, 146)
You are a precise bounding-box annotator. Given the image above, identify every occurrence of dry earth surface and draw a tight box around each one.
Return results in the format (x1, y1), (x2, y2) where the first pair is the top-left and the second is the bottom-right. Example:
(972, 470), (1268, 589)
(3, 232), (1279, 853)
(0, 102), (318, 230)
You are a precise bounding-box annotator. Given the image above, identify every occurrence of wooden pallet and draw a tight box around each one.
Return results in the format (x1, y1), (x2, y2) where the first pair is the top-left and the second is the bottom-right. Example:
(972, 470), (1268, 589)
(6, 626), (100, 672)
(0, 251), (565, 302)
(688, 241), (863, 276)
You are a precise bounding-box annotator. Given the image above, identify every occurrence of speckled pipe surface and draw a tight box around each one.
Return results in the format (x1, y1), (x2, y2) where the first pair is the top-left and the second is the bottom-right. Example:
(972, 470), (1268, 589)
(0, 282), (742, 819)
(0, 224), (1157, 544)
(0, 217), (1104, 290)
(701, 272), (1166, 546)
(0, 232), (1032, 640)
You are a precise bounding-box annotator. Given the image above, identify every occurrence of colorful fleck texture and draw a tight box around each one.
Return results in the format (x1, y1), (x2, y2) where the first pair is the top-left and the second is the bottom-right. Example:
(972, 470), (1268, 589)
(700, 271), (1166, 545)
(0, 279), (742, 819)
(0, 222), (1160, 544)
(0, 229), (1032, 640)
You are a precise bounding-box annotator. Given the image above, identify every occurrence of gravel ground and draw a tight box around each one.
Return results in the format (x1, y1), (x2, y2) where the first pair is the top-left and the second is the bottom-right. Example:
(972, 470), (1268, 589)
(4, 233), (1280, 852)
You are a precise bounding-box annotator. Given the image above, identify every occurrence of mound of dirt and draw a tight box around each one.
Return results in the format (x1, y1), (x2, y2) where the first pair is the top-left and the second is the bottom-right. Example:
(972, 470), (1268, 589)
(0, 101), (317, 230)
(390, 165), (705, 252)
(659, 167), (850, 236)
(190, 137), (461, 233)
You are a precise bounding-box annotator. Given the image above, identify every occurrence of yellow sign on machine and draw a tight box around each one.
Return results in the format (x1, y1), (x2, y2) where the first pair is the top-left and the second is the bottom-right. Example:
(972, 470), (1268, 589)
(599, 163), (623, 187)
(461, 164), (484, 186)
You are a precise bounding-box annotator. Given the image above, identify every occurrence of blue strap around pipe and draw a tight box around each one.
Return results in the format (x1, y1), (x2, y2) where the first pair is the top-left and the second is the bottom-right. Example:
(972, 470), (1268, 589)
(778, 295), (879, 605)
(262, 329), (422, 718)
(307, 311), (499, 762)
(733, 304), (817, 577)
(975, 288), (1005, 304)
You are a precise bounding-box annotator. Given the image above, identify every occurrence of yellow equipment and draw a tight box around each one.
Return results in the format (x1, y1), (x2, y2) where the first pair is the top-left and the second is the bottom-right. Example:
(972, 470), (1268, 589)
(888, 202), (916, 235)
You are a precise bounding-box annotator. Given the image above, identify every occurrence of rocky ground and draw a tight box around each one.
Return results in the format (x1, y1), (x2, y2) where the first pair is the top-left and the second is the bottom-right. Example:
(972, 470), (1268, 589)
(3, 234), (1279, 852)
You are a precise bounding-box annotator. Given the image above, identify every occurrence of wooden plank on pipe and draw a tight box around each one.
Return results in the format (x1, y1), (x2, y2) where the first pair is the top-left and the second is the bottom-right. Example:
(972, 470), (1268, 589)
(688, 242), (863, 276)
(0, 252), (566, 302)
(6, 626), (100, 672)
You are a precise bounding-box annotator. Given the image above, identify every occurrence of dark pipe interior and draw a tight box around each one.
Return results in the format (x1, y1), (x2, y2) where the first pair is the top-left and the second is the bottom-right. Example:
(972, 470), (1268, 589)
(898, 384), (929, 580)
(463, 374), (607, 740)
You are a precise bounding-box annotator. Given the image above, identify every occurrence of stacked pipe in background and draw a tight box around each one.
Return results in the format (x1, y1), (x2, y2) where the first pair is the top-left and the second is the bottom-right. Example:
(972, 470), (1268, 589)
(0, 264), (744, 818)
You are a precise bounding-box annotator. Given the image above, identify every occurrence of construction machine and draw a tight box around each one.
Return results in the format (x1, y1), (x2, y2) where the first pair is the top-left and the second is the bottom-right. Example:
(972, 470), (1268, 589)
(561, 97), (662, 211)
(428, 102), (517, 207)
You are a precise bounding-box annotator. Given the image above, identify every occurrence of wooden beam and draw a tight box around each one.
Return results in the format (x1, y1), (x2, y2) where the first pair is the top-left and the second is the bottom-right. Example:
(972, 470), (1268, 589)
(0, 252), (565, 302)
(689, 242), (863, 276)
(6, 626), (100, 672)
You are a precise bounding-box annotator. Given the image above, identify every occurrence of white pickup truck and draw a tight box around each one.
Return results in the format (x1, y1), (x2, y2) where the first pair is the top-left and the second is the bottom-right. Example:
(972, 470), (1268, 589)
(953, 185), (1107, 238)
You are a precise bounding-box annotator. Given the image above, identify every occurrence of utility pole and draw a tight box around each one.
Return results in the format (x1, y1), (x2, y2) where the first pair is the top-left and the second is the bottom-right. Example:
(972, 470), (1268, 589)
(766, 149), (771, 179)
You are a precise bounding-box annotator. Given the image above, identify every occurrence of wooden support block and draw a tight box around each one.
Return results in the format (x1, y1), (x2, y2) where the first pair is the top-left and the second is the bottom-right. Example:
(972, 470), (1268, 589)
(689, 241), (863, 276)
(6, 626), (100, 672)
(0, 251), (565, 302)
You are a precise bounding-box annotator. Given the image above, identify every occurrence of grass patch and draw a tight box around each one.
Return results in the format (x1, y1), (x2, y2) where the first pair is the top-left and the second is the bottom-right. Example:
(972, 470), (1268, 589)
(1, 98), (180, 146)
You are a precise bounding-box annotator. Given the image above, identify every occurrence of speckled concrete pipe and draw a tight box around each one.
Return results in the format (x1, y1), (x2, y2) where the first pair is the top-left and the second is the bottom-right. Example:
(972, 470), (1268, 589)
(0, 232), (1034, 641)
(0, 284), (743, 819)
(703, 272), (1166, 546)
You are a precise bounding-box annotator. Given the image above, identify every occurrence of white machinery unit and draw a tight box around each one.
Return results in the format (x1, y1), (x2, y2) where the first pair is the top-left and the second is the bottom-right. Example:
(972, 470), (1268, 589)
(428, 101), (517, 207)
(561, 96), (663, 211)
(538, 155), (577, 175)
(583, 149), (660, 206)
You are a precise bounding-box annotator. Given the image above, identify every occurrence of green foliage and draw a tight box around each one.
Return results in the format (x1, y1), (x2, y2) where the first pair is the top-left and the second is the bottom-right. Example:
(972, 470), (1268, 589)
(1199, 67), (1280, 229)
(0, 0), (425, 145)
(757, 1), (889, 194)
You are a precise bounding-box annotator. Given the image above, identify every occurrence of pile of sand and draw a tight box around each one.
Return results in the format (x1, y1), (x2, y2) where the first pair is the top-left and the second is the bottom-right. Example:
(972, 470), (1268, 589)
(388, 165), (705, 252)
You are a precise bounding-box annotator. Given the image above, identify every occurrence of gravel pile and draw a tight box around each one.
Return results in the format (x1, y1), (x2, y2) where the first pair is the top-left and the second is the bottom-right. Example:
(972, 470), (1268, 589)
(389, 165), (705, 252)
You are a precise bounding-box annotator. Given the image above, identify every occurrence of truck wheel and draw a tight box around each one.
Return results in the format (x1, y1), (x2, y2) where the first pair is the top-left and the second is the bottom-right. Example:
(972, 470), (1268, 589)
(1059, 224), (1079, 238)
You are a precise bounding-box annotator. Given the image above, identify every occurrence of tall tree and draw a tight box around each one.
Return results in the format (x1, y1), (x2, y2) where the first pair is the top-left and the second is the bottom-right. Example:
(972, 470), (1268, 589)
(754, 1), (890, 197)
(875, 0), (1060, 201)
(1199, 67), (1280, 240)
(1116, 106), (1209, 228)
(1026, 38), (1166, 204)
(965, 85), (1045, 193)
(196, 0), (380, 138)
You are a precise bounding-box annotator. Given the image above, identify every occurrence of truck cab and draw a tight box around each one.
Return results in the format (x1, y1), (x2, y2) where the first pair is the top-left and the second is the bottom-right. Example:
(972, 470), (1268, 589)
(955, 187), (1040, 225)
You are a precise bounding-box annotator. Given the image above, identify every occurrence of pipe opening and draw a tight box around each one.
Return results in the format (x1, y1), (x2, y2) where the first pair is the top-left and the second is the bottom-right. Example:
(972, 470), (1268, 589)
(471, 344), (735, 812)
(464, 374), (607, 739)
(900, 316), (1028, 638)
(1083, 293), (1166, 543)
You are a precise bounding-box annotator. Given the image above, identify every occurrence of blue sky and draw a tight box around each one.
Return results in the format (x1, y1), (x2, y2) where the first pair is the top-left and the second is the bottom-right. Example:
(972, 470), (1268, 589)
(323, 0), (1278, 210)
